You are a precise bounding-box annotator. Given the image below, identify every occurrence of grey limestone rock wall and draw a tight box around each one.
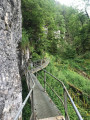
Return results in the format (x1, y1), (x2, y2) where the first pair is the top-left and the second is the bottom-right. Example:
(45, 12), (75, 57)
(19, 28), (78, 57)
(0, 0), (22, 120)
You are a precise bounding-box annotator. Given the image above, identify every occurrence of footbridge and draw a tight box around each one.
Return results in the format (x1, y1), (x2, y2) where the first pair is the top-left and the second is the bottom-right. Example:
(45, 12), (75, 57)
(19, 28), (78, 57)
(14, 59), (83, 120)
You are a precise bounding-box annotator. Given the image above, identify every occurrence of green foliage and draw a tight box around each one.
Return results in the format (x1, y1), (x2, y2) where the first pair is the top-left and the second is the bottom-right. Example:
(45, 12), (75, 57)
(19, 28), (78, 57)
(22, 0), (90, 58)
(82, 52), (90, 59)
(21, 29), (30, 50)
(32, 52), (41, 60)
(62, 46), (76, 59)
(22, 0), (65, 56)
(62, 5), (90, 55)
(38, 57), (90, 119)
(21, 76), (31, 120)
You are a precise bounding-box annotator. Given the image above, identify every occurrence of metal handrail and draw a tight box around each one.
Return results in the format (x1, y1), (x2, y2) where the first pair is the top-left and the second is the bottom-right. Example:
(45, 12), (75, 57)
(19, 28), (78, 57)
(14, 71), (35, 120)
(34, 63), (83, 120)
(36, 72), (69, 120)
(44, 70), (83, 120)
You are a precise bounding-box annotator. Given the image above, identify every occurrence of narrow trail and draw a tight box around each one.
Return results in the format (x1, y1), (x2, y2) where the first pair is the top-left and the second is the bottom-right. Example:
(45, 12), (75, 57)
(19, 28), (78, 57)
(30, 73), (63, 120)
(29, 59), (64, 120)
(14, 59), (83, 120)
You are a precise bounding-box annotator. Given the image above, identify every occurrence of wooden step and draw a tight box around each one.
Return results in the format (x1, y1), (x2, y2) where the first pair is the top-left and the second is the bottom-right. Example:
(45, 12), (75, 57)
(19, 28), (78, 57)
(39, 116), (65, 120)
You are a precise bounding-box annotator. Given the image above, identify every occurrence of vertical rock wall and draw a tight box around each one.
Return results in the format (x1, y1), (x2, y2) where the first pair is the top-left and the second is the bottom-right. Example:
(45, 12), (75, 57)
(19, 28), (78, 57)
(0, 0), (22, 120)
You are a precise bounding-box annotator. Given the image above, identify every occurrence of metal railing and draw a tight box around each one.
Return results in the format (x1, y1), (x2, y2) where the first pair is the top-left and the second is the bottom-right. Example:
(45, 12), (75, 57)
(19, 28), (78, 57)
(34, 63), (83, 120)
(14, 59), (48, 120)
(14, 58), (83, 120)
(14, 71), (35, 120)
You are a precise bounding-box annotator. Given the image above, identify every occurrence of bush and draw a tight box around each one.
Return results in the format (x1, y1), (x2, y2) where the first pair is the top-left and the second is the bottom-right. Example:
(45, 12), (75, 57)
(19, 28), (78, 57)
(21, 29), (30, 50)
(82, 52), (90, 59)
(62, 46), (76, 59)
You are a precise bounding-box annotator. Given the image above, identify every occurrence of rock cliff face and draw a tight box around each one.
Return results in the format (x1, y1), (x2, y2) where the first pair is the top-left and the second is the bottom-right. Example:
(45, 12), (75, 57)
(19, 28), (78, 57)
(0, 0), (22, 120)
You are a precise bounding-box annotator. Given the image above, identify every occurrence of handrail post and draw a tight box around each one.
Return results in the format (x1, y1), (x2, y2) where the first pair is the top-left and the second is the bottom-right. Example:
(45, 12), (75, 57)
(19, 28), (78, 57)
(26, 72), (29, 90)
(64, 88), (69, 120)
(36, 72), (37, 78)
(33, 62), (34, 67)
(44, 71), (46, 92)
(28, 72), (30, 90)
(31, 90), (34, 120)
(41, 60), (42, 66)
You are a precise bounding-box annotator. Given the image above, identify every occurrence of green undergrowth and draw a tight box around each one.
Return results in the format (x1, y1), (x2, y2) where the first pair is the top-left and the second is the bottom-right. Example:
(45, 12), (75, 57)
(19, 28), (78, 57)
(60, 58), (90, 76)
(21, 29), (30, 50)
(21, 76), (31, 120)
(37, 55), (90, 120)
(46, 57), (90, 95)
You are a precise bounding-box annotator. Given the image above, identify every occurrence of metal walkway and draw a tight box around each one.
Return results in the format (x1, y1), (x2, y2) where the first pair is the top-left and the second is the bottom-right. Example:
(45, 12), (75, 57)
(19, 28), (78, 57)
(30, 73), (64, 120)
(14, 59), (83, 120)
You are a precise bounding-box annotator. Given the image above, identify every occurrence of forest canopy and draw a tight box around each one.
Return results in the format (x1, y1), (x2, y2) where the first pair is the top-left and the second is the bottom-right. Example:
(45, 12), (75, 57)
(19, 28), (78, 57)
(21, 0), (90, 58)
